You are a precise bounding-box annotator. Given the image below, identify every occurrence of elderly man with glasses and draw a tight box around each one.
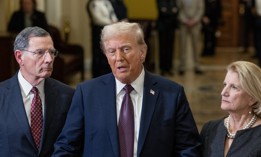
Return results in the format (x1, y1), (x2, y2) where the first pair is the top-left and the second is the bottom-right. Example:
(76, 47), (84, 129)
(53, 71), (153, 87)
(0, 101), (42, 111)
(0, 26), (75, 157)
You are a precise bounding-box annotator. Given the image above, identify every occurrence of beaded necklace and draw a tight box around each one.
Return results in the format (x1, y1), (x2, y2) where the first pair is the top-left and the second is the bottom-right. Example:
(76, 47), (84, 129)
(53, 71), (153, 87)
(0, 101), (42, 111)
(224, 114), (257, 139)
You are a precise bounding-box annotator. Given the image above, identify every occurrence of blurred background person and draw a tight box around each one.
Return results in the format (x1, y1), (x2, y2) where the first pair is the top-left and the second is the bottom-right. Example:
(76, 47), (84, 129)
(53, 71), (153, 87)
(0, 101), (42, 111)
(240, 0), (255, 54)
(109, 0), (128, 21)
(200, 61), (261, 156)
(201, 0), (222, 57)
(177, 0), (204, 75)
(7, 0), (49, 33)
(252, 0), (261, 66)
(156, 0), (179, 76)
(86, 0), (118, 78)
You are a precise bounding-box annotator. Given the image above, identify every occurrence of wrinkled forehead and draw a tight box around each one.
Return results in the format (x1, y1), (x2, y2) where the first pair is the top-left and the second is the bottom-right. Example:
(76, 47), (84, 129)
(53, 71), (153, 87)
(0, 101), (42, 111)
(28, 36), (54, 48)
(224, 70), (240, 83)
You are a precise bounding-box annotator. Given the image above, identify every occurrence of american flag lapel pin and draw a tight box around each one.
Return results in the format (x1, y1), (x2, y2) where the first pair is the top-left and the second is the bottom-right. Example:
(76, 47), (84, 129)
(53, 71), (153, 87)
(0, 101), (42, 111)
(150, 89), (155, 95)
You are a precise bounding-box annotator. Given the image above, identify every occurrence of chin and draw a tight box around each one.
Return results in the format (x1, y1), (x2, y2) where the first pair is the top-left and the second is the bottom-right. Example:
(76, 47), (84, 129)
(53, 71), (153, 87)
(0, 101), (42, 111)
(42, 72), (52, 78)
(117, 76), (129, 84)
(220, 104), (229, 111)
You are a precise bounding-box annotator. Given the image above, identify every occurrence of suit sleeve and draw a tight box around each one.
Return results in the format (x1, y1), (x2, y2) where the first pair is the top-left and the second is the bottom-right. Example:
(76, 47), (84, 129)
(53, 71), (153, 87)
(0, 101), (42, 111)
(52, 85), (85, 157)
(174, 87), (202, 156)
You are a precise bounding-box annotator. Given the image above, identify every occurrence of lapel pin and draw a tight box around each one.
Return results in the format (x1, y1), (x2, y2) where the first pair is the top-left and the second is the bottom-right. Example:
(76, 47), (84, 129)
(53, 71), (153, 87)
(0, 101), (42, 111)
(150, 89), (155, 95)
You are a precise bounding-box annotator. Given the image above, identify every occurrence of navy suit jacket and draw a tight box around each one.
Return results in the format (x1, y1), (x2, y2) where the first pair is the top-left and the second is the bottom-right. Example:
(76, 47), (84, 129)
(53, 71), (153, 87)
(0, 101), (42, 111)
(0, 74), (74, 157)
(52, 71), (201, 157)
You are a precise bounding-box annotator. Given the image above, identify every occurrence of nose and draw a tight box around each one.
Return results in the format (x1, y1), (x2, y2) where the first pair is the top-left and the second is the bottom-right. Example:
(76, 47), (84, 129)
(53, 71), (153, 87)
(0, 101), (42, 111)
(115, 49), (124, 61)
(43, 51), (54, 62)
(221, 86), (228, 96)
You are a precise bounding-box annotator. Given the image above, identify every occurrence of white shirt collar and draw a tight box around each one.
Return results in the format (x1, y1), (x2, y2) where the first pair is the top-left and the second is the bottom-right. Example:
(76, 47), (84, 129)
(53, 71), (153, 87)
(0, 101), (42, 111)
(116, 67), (145, 95)
(18, 71), (45, 96)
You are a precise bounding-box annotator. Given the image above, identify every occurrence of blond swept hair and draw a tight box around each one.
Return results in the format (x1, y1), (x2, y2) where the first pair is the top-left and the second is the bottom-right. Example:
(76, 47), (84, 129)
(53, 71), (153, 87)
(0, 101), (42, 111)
(100, 21), (147, 52)
(227, 61), (261, 117)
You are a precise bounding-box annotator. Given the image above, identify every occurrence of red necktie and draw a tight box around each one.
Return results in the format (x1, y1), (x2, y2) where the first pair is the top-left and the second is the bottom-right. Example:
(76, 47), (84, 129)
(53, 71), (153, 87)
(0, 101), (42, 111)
(31, 87), (43, 150)
(118, 84), (134, 157)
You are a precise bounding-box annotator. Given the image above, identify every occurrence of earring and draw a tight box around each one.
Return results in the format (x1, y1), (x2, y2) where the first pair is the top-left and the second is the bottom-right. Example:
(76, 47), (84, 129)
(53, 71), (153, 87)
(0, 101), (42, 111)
(249, 111), (252, 114)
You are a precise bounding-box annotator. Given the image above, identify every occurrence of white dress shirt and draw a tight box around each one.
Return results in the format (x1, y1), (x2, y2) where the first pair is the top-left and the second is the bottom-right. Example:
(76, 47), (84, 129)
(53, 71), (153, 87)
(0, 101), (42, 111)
(116, 68), (145, 157)
(18, 71), (45, 125)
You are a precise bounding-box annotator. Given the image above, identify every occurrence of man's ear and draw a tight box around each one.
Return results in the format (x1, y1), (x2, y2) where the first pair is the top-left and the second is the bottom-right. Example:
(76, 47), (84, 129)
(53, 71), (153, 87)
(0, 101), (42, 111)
(140, 46), (147, 62)
(14, 50), (24, 66)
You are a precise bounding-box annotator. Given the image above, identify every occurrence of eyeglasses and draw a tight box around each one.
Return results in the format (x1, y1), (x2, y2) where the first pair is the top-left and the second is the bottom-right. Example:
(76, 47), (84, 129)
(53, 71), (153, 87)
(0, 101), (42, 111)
(22, 49), (59, 58)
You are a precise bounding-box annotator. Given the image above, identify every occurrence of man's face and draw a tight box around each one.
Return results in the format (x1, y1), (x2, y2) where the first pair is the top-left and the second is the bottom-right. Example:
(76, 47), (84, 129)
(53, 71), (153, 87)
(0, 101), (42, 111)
(15, 36), (55, 84)
(104, 34), (147, 84)
(22, 0), (34, 14)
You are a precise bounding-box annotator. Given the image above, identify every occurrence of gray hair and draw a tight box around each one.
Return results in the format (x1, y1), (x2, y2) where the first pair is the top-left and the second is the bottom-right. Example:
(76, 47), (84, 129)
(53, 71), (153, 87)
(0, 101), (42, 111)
(100, 21), (147, 52)
(13, 26), (50, 52)
(227, 61), (261, 117)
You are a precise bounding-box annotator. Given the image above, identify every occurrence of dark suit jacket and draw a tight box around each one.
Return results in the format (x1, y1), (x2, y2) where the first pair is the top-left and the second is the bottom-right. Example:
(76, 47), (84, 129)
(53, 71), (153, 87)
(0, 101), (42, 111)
(7, 9), (49, 33)
(204, 0), (222, 28)
(200, 119), (261, 157)
(0, 74), (74, 157)
(156, 0), (179, 29)
(52, 71), (201, 157)
(109, 0), (128, 20)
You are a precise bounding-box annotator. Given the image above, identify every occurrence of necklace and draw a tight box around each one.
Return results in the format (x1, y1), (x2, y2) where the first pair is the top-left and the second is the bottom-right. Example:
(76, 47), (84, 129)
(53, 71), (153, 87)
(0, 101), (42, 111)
(224, 114), (257, 139)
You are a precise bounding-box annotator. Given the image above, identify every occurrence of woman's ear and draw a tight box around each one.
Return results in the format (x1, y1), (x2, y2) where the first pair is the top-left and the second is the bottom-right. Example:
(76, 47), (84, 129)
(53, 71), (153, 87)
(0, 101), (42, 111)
(249, 96), (257, 107)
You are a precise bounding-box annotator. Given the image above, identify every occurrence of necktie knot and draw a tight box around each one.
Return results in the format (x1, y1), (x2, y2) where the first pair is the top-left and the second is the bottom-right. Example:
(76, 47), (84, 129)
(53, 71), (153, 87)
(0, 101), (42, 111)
(124, 84), (134, 94)
(31, 87), (39, 95)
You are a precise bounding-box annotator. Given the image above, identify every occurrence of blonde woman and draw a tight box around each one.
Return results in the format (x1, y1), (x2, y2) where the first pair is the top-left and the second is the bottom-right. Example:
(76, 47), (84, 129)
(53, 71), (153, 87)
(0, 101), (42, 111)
(201, 61), (261, 157)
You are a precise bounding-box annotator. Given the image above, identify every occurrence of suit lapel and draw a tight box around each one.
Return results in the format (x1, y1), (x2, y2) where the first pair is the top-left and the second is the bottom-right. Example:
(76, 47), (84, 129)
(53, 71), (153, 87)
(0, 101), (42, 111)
(100, 75), (119, 156)
(41, 79), (58, 150)
(217, 122), (226, 156)
(8, 76), (36, 149)
(137, 72), (159, 156)
(97, 73), (160, 156)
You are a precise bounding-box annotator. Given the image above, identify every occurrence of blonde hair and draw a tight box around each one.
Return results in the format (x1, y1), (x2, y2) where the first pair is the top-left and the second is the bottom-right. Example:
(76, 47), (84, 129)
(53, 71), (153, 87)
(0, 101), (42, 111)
(227, 61), (261, 117)
(100, 21), (147, 51)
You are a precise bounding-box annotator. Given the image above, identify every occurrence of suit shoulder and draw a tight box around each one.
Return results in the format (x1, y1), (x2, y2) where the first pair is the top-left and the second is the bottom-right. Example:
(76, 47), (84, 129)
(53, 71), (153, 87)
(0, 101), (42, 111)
(47, 78), (75, 93)
(0, 76), (17, 91)
(78, 73), (112, 86)
(0, 81), (8, 94)
(0, 79), (10, 88)
(10, 10), (23, 16)
(201, 118), (224, 135)
(33, 9), (46, 15)
(148, 72), (183, 89)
